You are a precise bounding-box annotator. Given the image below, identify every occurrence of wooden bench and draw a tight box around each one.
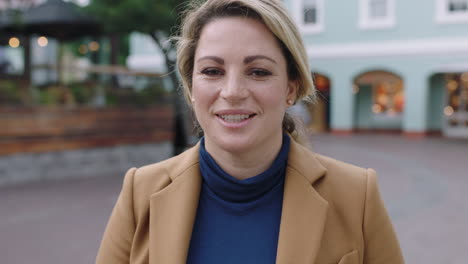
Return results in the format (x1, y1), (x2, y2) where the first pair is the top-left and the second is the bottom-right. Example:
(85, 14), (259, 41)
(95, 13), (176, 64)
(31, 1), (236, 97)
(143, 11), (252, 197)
(0, 106), (174, 155)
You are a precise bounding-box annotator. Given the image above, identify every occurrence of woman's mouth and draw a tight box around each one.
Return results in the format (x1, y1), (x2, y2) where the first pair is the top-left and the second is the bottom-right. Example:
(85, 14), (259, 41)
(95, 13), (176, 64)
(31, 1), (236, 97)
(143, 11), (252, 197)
(216, 114), (256, 123)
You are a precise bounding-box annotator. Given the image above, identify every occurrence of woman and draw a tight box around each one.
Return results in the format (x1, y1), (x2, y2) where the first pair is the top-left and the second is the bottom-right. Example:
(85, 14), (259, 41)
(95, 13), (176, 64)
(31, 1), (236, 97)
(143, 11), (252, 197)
(96, 0), (404, 263)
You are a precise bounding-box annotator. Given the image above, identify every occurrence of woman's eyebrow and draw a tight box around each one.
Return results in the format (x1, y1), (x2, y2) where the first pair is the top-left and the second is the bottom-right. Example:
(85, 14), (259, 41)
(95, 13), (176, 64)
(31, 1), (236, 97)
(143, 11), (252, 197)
(196, 56), (224, 64)
(196, 55), (277, 65)
(244, 55), (277, 64)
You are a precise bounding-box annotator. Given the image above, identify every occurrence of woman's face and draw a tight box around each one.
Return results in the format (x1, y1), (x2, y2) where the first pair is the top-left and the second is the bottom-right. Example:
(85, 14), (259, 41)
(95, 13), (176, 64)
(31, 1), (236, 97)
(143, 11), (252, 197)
(192, 17), (296, 155)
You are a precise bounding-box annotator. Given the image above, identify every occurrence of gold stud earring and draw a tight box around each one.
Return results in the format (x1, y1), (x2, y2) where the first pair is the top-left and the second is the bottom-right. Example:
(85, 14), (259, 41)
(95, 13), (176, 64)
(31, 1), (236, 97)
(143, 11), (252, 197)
(287, 99), (293, 105)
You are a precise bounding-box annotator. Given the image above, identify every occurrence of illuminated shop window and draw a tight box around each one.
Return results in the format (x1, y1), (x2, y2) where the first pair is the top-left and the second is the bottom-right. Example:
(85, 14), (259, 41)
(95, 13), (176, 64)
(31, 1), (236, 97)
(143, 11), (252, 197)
(445, 73), (468, 127)
(371, 81), (404, 116)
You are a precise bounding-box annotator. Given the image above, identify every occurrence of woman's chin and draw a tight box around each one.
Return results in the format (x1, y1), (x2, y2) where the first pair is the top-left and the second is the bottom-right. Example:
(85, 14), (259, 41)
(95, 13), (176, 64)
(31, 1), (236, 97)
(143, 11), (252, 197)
(205, 135), (258, 155)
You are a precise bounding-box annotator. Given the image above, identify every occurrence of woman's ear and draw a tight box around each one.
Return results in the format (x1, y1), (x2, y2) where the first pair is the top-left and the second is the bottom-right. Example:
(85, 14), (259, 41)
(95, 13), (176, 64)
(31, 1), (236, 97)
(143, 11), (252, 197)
(286, 80), (299, 104)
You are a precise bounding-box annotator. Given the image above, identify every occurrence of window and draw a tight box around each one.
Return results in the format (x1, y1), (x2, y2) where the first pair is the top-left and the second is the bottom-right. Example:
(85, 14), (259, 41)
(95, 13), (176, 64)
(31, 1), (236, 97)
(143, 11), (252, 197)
(449, 0), (468, 12)
(369, 0), (388, 19)
(293, 0), (324, 34)
(359, 0), (395, 29)
(303, 0), (318, 24)
(444, 73), (468, 127)
(371, 81), (404, 116)
(436, 0), (468, 23)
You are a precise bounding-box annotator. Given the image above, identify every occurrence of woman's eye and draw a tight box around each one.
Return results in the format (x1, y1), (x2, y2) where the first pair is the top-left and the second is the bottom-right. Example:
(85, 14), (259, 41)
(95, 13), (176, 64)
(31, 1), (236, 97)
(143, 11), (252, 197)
(250, 69), (272, 76)
(201, 68), (223, 76)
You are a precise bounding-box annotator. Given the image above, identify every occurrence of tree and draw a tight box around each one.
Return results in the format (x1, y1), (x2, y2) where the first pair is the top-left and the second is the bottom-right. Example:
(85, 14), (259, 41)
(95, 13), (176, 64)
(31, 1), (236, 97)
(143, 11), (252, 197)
(85, 0), (189, 155)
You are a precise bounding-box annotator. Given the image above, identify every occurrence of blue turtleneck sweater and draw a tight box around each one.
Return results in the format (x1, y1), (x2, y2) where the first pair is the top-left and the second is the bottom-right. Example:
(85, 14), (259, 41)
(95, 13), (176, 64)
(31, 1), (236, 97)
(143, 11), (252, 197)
(186, 135), (290, 264)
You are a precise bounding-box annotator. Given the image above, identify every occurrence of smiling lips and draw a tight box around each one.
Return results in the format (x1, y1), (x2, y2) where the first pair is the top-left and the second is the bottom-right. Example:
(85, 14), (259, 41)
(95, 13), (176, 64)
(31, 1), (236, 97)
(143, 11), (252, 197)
(218, 114), (253, 122)
(215, 112), (256, 124)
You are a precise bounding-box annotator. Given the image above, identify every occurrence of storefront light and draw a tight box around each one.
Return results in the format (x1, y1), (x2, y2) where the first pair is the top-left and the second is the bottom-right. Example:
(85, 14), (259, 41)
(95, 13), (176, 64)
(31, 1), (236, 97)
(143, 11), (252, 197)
(352, 85), (360, 94)
(37, 36), (48, 47)
(462, 72), (468, 83)
(8, 37), (20, 48)
(447, 80), (458, 91)
(444, 106), (454, 116)
(377, 94), (388, 105)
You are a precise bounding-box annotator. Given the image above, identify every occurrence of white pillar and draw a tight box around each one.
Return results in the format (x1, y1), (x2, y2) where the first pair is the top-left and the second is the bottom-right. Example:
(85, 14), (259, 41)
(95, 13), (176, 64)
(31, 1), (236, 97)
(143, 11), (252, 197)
(330, 74), (355, 132)
(403, 72), (429, 134)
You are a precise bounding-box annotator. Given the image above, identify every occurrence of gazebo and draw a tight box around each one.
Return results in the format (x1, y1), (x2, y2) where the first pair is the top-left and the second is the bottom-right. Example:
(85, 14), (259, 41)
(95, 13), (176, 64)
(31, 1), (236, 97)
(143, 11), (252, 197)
(0, 0), (101, 83)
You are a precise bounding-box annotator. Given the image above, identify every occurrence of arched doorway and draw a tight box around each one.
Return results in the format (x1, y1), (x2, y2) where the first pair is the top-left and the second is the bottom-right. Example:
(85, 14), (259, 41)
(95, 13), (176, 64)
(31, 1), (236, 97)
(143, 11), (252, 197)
(309, 72), (331, 132)
(441, 72), (468, 138)
(353, 70), (404, 132)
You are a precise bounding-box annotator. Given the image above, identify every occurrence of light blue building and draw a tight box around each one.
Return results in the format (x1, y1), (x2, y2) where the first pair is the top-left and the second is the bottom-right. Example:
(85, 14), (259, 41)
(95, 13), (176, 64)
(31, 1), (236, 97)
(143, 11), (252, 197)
(285, 0), (468, 138)
(127, 0), (468, 138)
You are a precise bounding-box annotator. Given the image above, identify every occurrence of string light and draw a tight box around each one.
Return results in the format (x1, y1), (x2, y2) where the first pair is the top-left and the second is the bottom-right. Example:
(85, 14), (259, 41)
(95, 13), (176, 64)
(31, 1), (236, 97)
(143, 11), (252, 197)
(352, 85), (360, 94)
(372, 104), (382, 114)
(8, 37), (20, 48)
(37, 36), (48, 47)
(88, 41), (100, 52)
(444, 106), (454, 116)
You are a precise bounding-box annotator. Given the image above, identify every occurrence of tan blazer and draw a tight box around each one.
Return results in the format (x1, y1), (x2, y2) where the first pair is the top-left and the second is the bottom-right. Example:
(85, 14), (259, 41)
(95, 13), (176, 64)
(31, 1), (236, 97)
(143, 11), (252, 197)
(96, 139), (404, 264)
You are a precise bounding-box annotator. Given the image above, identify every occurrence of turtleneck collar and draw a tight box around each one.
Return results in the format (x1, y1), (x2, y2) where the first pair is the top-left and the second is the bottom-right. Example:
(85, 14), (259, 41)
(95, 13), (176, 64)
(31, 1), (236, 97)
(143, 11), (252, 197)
(199, 134), (290, 203)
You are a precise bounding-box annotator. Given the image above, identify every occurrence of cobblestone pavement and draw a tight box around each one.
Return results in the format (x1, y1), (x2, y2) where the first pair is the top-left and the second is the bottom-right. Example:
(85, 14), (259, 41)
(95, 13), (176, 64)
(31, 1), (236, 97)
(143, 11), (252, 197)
(1, 134), (467, 264)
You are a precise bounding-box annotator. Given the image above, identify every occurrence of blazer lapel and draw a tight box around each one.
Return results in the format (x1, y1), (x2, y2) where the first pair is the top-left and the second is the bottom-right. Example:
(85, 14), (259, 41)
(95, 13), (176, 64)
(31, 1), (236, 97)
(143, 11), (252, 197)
(149, 147), (202, 264)
(276, 140), (329, 264)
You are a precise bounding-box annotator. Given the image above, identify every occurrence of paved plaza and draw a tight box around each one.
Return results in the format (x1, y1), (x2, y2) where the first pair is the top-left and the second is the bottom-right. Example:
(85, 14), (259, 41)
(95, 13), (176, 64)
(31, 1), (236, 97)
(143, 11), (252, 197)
(1, 134), (467, 264)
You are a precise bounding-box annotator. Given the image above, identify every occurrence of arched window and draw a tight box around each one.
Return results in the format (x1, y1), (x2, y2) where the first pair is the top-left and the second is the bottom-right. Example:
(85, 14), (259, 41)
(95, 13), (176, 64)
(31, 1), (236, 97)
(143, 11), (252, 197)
(444, 73), (468, 127)
(354, 71), (404, 116)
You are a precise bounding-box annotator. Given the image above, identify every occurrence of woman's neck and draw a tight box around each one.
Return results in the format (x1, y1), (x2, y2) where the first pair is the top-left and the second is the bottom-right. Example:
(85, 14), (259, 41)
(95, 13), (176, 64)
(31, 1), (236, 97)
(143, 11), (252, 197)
(204, 133), (284, 180)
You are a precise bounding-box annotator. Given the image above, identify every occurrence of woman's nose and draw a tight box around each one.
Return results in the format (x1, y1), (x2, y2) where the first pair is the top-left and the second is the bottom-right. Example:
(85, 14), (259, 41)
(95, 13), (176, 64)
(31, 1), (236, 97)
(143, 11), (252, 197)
(220, 73), (248, 103)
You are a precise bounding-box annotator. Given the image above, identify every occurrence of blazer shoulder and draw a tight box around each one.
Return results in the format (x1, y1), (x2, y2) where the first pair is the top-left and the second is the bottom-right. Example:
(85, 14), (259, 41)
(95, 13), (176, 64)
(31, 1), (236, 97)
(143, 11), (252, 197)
(314, 153), (369, 185)
(311, 153), (371, 212)
(132, 144), (200, 193)
(119, 145), (200, 220)
(288, 140), (369, 188)
(122, 145), (197, 207)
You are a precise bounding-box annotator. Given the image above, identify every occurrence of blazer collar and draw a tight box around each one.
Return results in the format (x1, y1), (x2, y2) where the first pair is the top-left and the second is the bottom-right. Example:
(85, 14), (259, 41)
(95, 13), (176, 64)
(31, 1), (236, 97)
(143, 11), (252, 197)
(148, 144), (202, 264)
(148, 139), (328, 264)
(276, 139), (329, 264)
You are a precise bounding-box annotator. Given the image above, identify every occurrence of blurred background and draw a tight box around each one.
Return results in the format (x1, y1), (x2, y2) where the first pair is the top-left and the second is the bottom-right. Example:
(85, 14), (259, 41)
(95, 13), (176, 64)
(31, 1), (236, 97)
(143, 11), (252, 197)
(1, 0), (467, 263)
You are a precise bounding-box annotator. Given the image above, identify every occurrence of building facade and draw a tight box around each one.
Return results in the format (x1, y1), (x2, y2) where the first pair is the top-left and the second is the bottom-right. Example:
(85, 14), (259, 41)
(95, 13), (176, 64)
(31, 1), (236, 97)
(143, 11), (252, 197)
(127, 0), (468, 138)
(284, 0), (468, 138)
(286, 0), (468, 137)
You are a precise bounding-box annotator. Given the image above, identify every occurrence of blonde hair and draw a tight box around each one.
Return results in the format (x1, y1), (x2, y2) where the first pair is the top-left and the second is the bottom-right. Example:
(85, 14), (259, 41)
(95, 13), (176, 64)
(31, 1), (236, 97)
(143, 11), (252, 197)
(176, 0), (315, 144)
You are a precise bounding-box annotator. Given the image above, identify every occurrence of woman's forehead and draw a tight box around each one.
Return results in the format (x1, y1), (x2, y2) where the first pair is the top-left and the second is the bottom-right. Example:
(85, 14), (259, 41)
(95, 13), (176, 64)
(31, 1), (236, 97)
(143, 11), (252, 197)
(195, 17), (285, 61)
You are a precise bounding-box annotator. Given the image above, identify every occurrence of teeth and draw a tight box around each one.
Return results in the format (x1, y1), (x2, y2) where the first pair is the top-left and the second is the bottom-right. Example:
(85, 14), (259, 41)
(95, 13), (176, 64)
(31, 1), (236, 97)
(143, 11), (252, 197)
(220, 114), (250, 122)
